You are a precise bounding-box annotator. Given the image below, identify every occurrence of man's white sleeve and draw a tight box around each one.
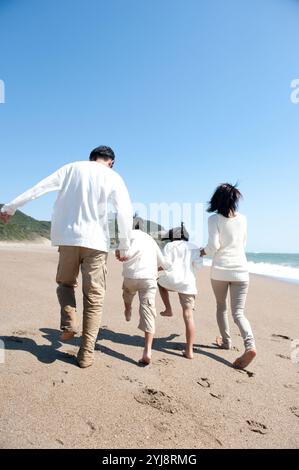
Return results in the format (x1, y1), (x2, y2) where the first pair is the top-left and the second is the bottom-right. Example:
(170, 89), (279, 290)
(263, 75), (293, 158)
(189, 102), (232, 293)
(1, 168), (64, 215)
(110, 174), (133, 254)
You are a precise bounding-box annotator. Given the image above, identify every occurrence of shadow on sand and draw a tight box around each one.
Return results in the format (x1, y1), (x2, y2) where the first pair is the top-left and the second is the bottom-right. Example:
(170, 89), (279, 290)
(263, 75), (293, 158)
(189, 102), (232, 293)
(1, 327), (234, 369)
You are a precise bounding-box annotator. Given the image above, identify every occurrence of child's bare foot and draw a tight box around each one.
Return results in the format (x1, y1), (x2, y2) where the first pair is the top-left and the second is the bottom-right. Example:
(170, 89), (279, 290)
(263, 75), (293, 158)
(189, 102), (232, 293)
(160, 309), (173, 317)
(124, 308), (132, 322)
(138, 353), (151, 366)
(60, 330), (76, 341)
(233, 349), (257, 369)
(182, 350), (194, 359)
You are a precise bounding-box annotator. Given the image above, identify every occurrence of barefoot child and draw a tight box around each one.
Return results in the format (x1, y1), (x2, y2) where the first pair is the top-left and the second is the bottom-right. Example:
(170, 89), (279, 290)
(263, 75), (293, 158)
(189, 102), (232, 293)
(116, 224), (170, 365)
(158, 224), (203, 359)
(200, 183), (257, 370)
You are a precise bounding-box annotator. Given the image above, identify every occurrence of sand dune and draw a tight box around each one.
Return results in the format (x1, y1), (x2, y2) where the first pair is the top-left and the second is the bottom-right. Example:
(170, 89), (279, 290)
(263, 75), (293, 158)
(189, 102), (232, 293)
(0, 246), (298, 449)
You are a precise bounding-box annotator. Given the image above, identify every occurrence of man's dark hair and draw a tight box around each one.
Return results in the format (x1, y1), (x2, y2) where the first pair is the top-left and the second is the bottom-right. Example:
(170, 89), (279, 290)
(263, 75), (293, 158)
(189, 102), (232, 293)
(89, 146), (115, 162)
(207, 183), (242, 218)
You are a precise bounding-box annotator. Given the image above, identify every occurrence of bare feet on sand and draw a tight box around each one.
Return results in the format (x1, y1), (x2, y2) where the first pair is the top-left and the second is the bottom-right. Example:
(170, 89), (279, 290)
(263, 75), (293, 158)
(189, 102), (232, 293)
(182, 350), (194, 359)
(124, 308), (132, 322)
(216, 336), (231, 350)
(160, 309), (173, 317)
(233, 349), (257, 369)
(60, 331), (76, 341)
(138, 353), (151, 366)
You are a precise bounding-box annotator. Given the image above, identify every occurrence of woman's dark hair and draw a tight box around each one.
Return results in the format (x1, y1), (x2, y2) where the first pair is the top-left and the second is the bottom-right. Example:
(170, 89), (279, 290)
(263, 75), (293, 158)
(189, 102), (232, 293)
(207, 183), (242, 218)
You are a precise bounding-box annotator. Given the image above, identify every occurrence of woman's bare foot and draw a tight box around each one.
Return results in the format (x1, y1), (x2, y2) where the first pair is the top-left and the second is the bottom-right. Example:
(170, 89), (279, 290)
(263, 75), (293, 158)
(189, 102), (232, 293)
(233, 349), (257, 369)
(124, 308), (132, 322)
(182, 349), (194, 359)
(216, 336), (232, 350)
(160, 309), (173, 317)
(60, 330), (75, 341)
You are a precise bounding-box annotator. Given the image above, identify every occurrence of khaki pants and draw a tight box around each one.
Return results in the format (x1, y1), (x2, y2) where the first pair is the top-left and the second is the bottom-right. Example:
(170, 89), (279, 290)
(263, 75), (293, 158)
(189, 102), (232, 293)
(122, 278), (157, 334)
(56, 246), (107, 359)
(178, 293), (196, 310)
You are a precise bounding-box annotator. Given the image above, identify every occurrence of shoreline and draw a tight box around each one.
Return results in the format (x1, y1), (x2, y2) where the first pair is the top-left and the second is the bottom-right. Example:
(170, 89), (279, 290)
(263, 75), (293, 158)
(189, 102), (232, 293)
(1, 242), (297, 287)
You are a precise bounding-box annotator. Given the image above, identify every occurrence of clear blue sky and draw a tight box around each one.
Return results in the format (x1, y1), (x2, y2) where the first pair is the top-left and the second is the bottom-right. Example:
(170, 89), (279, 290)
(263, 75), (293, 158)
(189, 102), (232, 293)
(0, 0), (299, 252)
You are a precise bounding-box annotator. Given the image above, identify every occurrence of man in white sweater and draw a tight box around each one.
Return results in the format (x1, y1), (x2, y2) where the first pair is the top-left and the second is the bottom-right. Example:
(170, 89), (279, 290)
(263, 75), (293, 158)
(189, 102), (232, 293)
(0, 146), (133, 368)
(116, 223), (170, 365)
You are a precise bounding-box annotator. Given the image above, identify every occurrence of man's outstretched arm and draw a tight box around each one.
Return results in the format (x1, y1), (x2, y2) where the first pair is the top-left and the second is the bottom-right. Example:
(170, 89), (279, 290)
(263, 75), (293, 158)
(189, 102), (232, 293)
(0, 167), (65, 223)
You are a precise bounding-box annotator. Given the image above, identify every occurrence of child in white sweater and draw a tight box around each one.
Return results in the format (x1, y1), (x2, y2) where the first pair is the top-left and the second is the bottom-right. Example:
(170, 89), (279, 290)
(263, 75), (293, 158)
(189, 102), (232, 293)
(158, 224), (203, 359)
(116, 225), (170, 365)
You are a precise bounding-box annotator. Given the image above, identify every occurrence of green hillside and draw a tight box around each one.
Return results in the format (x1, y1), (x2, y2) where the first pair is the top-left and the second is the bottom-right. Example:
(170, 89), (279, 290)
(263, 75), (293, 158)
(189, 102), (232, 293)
(0, 207), (164, 244)
(0, 205), (51, 241)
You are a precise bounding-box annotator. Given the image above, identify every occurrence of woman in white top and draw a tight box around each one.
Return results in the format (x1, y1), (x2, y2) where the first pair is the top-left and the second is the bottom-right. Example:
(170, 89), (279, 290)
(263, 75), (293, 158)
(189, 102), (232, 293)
(201, 184), (256, 370)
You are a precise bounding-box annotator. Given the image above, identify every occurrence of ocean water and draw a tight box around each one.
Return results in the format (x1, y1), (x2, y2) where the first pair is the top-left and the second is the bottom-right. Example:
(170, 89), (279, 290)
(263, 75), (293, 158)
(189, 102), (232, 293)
(246, 253), (299, 284)
(204, 253), (299, 285)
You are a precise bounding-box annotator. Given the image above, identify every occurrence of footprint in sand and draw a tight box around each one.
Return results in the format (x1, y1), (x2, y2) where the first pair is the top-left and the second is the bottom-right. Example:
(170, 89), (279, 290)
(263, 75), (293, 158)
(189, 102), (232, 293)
(210, 393), (224, 400)
(272, 334), (292, 341)
(247, 420), (268, 435)
(290, 407), (299, 418)
(276, 354), (290, 360)
(197, 378), (212, 388)
(52, 379), (65, 387)
(154, 358), (174, 366)
(134, 387), (178, 414)
(87, 420), (97, 434)
(284, 384), (297, 389)
(12, 329), (38, 337)
(121, 375), (142, 385)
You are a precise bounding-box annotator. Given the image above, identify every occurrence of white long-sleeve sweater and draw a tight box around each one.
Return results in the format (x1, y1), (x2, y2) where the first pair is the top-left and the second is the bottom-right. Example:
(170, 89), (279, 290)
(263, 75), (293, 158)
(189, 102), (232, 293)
(1, 161), (133, 253)
(122, 230), (171, 280)
(204, 213), (249, 282)
(158, 241), (203, 295)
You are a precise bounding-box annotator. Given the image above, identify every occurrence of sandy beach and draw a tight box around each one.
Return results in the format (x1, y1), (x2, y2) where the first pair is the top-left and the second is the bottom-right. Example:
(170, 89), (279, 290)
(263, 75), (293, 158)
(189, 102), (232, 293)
(0, 245), (298, 449)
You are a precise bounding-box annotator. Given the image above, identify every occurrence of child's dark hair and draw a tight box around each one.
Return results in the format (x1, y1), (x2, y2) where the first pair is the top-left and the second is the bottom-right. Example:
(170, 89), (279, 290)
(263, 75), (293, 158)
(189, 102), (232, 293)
(162, 223), (189, 242)
(207, 183), (242, 218)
